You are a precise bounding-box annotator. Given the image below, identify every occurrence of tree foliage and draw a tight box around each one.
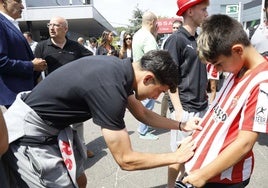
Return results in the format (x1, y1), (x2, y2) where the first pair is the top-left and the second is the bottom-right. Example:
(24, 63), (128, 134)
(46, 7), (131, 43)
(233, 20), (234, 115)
(128, 5), (144, 33)
(114, 4), (144, 35)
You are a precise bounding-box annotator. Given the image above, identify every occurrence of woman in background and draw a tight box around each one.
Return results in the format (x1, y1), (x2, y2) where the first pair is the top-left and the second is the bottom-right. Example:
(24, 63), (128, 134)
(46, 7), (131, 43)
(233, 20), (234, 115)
(96, 30), (118, 56)
(119, 32), (133, 59)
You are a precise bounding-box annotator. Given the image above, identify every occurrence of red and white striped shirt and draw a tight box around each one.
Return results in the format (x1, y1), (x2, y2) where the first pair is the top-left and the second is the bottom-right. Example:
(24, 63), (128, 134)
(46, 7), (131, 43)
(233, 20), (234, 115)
(185, 62), (268, 183)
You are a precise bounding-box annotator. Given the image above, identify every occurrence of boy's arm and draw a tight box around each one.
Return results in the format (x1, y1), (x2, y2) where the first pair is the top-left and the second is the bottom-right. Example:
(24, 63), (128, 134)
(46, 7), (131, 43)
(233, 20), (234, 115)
(183, 130), (258, 187)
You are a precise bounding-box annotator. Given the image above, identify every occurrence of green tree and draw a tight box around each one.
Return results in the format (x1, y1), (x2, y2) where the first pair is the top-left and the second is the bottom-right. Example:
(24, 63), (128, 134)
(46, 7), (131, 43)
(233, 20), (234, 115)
(128, 5), (144, 34)
(114, 4), (144, 47)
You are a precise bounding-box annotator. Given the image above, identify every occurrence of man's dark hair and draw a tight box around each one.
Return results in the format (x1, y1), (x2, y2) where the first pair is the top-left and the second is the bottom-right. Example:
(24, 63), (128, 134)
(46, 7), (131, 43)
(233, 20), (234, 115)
(265, 0), (268, 9)
(139, 50), (178, 93)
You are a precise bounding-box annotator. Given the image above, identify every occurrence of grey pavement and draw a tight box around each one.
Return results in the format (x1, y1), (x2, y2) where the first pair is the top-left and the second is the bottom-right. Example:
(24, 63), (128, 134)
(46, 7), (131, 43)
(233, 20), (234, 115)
(82, 94), (268, 188)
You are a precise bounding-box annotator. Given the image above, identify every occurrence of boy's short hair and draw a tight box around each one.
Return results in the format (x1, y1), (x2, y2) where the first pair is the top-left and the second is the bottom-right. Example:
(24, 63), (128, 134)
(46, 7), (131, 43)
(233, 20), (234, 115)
(197, 14), (250, 63)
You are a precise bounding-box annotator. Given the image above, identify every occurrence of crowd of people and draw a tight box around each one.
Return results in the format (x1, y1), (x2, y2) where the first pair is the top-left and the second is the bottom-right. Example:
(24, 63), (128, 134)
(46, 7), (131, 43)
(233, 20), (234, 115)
(1, 0), (268, 187)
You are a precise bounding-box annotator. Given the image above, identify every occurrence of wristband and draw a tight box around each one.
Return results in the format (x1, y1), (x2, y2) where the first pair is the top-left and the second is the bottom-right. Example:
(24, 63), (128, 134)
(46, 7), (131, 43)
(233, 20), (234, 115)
(178, 122), (182, 131)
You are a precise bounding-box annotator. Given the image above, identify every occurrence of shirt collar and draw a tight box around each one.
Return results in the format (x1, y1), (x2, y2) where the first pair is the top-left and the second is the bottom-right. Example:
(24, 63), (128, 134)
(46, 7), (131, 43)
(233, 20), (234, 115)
(179, 26), (198, 39)
(0, 11), (20, 31)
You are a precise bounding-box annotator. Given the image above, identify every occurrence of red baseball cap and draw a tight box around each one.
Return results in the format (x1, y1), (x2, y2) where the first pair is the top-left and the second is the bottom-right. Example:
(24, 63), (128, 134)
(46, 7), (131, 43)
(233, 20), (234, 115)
(176, 0), (205, 16)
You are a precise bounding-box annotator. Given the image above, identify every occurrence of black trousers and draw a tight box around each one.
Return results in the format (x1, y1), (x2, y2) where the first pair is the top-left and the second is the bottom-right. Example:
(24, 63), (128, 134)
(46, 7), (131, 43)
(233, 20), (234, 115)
(0, 159), (9, 188)
(204, 179), (250, 188)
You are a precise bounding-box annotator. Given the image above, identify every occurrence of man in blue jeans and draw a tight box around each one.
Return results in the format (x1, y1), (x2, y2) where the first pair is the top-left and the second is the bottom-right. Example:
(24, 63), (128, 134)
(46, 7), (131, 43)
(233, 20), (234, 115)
(132, 11), (159, 140)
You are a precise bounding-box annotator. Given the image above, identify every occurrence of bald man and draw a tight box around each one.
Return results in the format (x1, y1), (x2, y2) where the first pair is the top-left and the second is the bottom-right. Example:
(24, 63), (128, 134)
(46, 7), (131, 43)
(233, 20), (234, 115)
(34, 16), (93, 187)
(77, 37), (85, 45)
(132, 11), (160, 140)
(35, 16), (92, 75)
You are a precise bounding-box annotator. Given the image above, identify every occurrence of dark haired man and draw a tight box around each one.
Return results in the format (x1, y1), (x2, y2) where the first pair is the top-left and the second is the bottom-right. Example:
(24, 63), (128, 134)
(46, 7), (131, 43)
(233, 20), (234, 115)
(3, 50), (201, 187)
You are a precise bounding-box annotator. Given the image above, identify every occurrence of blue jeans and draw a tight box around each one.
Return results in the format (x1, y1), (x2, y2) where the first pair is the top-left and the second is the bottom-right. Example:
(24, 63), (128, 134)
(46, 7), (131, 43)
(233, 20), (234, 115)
(137, 98), (155, 135)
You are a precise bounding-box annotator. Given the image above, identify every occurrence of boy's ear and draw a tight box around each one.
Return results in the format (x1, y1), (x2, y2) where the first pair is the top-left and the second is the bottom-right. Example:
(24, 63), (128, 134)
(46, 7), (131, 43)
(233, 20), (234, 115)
(232, 44), (243, 55)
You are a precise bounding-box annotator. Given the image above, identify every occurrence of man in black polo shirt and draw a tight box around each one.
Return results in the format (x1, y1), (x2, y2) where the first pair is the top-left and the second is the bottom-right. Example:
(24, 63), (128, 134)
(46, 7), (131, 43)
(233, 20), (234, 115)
(35, 16), (94, 164)
(164, 0), (210, 187)
(3, 50), (201, 188)
(35, 16), (92, 76)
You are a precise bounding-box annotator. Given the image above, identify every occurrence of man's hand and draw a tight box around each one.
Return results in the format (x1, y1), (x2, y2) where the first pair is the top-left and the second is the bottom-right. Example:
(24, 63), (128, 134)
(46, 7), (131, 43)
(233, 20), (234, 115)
(32, 58), (47, 71)
(182, 117), (202, 132)
(175, 136), (196, 164)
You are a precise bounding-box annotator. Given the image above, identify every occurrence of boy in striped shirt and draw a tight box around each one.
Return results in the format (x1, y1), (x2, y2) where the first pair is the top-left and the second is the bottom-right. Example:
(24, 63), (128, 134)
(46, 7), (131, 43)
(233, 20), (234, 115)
(181, 14), (268, 187)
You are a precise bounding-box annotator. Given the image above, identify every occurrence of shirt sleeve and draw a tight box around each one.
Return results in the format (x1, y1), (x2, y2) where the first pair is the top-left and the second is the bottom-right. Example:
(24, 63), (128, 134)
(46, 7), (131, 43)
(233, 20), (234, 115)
(85, 85), (127, 130)
(164, 34), (180, 65)
(241, 82), (268, 133)
(0, 26), (34, 77)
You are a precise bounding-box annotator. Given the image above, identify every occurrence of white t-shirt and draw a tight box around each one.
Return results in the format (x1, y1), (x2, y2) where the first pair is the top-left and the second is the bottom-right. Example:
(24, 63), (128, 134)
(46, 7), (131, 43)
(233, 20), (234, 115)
(251, 22), (268, 54)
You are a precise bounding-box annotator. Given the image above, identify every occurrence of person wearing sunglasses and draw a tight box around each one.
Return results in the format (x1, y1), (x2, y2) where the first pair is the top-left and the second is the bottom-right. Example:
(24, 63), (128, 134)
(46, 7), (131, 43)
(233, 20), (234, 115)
(119, 32), (133, 59)
(96, 30), (118, 56)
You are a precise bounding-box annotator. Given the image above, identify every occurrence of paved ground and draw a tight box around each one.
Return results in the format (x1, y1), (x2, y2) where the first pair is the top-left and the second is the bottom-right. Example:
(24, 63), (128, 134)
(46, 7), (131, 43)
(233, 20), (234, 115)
(82, 94), (268, 188)
(1, 94), (267, 187)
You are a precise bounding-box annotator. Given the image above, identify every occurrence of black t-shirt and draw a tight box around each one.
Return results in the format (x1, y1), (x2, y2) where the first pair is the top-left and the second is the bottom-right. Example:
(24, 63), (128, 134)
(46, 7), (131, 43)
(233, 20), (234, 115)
(23, 56), (134, 130)
(34, 38), (93, 75)
(164, 27), (208, 112)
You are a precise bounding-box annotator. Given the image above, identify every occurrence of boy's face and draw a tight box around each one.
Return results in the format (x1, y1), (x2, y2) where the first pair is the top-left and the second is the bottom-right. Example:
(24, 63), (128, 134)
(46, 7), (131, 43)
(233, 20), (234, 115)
(211, 54), (243, 75)
(135, 75), (169, 101)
